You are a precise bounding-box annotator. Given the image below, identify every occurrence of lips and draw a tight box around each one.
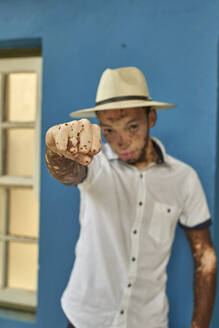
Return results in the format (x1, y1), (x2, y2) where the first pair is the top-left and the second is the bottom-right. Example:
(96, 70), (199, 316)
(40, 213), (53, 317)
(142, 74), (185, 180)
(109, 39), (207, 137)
(119, 151), (135, 160)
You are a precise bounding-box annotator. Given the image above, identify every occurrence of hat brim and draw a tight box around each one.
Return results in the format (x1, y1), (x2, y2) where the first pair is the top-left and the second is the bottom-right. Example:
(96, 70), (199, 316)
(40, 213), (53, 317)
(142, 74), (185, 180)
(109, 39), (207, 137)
(70, 100), (177, 118)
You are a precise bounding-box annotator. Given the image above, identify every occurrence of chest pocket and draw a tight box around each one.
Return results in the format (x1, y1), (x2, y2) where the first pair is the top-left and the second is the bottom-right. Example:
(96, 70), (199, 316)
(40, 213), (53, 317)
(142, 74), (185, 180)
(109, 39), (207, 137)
(148, 201), (180, 244)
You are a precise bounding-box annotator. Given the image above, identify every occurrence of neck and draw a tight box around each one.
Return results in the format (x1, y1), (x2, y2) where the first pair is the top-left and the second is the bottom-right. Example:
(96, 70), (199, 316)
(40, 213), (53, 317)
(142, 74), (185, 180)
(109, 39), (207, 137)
(133, 137), (159, 170)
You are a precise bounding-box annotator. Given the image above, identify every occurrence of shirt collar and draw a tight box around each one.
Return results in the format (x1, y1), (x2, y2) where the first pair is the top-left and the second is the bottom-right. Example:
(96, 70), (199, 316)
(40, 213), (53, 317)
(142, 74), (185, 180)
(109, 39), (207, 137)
(150, 136), (171, 165)
(103, 136), (171, 166)
(103, 143), (118, 160)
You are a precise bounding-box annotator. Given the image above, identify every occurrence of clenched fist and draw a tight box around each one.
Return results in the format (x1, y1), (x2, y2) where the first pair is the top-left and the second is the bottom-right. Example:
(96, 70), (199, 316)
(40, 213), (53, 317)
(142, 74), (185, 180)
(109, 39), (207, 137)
(46, 119), (102, 166)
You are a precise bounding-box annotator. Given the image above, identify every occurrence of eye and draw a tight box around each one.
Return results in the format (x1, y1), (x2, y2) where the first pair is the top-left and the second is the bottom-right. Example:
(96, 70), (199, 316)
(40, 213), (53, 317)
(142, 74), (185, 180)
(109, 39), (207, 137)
(129, 124), (139, 132)
(103, 128), (114, 134)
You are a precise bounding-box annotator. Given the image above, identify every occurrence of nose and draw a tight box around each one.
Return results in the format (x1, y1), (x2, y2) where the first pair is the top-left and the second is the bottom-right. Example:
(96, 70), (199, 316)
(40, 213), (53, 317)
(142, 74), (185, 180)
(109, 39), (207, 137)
(117, 134), (130, 149)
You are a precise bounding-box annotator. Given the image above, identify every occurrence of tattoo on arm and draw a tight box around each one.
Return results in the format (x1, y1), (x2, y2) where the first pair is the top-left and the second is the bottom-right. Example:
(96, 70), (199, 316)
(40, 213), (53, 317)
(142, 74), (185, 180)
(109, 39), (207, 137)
(185, 228), (217, 328)
(45, 146), (87, 186)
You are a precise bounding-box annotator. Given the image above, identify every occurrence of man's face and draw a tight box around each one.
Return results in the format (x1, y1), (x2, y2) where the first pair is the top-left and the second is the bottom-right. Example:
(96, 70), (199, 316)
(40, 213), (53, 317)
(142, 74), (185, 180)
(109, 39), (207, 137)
(97, 107), (156, 164)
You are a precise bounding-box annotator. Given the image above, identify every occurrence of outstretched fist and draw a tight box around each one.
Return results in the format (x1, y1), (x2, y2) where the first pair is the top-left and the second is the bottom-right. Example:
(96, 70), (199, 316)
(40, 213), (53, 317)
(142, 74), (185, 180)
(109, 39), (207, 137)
(45, 119), (102, 166)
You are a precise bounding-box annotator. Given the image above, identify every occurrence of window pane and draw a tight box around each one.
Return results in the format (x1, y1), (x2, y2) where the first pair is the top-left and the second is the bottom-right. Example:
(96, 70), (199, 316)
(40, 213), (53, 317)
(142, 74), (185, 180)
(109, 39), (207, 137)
(7, 242), (38, 291)
(6, 73), (37, 122)
(9, 188), (39, 238)
(6, 129), (35, 176)
(0, 241), (2, 286)
(0, 188), (2, 234)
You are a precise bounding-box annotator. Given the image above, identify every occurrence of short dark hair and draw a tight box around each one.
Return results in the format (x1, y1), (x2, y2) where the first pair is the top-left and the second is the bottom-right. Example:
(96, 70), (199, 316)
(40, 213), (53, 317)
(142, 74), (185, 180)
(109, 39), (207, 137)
(144, 106), (154, 118)
(95, 106), (155, 118)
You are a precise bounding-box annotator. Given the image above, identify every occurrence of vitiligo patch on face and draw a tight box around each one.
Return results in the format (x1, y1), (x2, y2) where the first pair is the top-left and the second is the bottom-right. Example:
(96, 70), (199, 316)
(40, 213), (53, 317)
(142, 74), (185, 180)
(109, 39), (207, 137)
(99, 108), (132, 123)
(97, 107), (155, 168)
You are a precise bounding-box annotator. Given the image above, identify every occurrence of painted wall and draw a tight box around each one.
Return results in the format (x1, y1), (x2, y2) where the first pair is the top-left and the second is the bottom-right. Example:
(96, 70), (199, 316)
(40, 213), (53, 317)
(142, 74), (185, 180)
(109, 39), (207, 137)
(0, 0), (218, 327)
(212, 42), (219, 328)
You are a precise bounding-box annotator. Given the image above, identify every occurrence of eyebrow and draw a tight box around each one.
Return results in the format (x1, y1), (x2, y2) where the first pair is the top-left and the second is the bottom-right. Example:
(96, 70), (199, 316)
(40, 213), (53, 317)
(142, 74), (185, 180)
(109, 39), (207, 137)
(125, 118), (140, 126)
(99, 123), (113, 127)
(99, 118), (140, 128)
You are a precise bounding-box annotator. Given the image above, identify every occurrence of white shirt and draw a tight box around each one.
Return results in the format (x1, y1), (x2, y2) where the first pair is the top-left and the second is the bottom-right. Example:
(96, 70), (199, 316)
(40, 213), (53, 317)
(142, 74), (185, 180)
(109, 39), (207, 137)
(61, 137), (211, 328)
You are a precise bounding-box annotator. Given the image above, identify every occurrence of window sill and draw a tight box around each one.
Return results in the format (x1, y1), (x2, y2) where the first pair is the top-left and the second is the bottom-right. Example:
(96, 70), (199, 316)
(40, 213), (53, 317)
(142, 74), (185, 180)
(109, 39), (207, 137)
(0, 287), (36, 312)
(0, 306), (36, 322)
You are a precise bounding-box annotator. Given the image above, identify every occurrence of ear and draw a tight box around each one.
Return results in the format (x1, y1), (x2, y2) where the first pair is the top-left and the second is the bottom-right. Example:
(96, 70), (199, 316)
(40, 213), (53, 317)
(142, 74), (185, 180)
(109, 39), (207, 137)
(148, 109), (157, 128)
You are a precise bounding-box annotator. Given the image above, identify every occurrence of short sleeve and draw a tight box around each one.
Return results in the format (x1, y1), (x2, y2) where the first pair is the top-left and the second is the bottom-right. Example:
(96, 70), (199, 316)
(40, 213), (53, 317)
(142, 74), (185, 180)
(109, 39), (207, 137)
(179, 168), (212, 230)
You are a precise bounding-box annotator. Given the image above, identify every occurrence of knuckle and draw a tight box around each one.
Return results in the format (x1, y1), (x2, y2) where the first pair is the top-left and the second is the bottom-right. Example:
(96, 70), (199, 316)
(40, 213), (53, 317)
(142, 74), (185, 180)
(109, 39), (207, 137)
(79, 118), (90, 126)
(92, 124), (100, 131)
(91, 143), (101, 154)
(75, 154), (91, 165)
(48, 126), (57, 139)
(45, 130), (52, 144)
(59, 123), (69, 132)
(55, 124), (67, 137)
(70, 120), (78, 128)
(47, 126), (54, 134)
(69, 124), (78, 138)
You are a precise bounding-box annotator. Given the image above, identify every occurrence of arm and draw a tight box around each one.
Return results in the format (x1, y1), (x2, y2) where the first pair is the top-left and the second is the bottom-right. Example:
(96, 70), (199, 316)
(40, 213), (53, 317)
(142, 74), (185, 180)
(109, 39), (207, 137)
(45, 146), (87, 186)
(185, 228), (217, 328)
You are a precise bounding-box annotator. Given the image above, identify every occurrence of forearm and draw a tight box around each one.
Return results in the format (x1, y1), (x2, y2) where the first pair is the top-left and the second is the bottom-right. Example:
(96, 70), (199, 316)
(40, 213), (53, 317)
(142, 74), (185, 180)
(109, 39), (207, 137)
(191, 249), (217, 328)
(45, 146), (87, 186)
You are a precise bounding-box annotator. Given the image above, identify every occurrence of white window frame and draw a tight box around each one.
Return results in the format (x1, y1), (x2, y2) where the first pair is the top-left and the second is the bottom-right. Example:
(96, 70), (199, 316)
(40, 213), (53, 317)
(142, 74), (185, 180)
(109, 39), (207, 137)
(0, 56), (42, 312)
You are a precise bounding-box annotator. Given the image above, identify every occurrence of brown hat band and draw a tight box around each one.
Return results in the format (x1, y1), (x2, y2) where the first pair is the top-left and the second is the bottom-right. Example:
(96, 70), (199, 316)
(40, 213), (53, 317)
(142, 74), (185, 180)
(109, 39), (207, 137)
(95, 95), (152, 106)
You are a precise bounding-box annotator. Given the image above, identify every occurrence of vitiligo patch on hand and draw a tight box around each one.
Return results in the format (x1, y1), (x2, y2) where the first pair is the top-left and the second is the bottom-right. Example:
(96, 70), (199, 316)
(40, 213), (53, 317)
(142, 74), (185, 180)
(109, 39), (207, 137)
(68, 121), (81, 153)
(78, 120), (92, 154)
(55, 125), (69, 152)
(46, 119), (102, 165)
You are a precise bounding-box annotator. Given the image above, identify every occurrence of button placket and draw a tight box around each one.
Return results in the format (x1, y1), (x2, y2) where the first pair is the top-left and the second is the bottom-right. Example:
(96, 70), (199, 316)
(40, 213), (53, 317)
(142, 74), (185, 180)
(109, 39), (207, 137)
(129, 174), (145, 279)
(115, 172), (146, 325)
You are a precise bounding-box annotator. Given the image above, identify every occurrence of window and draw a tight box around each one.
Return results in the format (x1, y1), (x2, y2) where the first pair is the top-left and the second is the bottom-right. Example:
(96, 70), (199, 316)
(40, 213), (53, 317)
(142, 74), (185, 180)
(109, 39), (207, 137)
(0, 56), (42, 312)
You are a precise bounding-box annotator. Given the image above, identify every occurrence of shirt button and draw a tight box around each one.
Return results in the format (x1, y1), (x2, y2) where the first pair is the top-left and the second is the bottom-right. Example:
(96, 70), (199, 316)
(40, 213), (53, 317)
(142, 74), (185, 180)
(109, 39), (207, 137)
(139, 201), (143, 206)
(167, 208), (171, 213)
(120, 310), (124, 315)
(133, 230), (137, 234)
(127, 283), (132, 288)
(140, 173), (143, 178)
(132, 257), (136, 261)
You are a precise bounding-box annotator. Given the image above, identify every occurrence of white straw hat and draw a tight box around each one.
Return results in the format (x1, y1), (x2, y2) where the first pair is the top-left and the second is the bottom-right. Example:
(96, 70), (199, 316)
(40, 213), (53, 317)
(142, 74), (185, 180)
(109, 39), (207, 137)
(70, 66), (176, 118)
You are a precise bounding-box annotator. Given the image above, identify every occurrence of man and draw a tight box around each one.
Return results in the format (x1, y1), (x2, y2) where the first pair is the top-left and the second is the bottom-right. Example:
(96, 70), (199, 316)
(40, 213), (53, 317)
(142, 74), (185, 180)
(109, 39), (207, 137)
(45, 67), (217, 328)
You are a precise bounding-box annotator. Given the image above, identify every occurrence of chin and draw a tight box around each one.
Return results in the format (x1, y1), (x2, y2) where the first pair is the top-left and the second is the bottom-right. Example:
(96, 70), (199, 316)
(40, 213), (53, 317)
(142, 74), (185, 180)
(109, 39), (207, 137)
(124, 157), (138, 164)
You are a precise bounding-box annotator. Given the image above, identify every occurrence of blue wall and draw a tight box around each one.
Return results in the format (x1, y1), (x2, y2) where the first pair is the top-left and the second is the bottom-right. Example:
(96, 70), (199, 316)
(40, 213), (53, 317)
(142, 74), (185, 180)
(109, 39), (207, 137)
(0, 1), (218, 327)
(212, 41), (219, 328)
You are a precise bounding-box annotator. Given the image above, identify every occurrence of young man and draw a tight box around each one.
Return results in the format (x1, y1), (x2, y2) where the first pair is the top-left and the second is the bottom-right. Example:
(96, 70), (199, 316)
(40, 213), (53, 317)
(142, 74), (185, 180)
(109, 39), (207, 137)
(45, 67), (217, 328)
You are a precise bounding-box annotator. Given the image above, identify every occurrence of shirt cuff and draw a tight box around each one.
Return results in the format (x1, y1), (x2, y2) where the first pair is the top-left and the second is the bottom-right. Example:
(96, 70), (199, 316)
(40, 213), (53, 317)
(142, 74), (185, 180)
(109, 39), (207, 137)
(178, 218), (212, 230)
